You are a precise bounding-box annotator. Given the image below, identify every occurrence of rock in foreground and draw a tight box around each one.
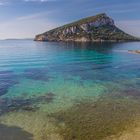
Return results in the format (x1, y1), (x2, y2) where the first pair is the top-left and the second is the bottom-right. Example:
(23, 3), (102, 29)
(35, 13), (139, 42)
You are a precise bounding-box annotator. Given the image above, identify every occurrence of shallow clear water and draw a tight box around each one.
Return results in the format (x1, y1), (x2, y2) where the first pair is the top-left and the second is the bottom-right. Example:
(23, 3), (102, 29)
(0, 40), (140, 140)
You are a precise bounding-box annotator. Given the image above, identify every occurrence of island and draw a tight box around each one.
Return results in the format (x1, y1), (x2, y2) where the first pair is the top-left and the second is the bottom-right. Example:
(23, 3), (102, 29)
(34, 13), (139, 42)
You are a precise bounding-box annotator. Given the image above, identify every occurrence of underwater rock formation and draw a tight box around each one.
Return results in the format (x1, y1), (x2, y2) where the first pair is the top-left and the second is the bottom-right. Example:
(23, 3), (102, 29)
(0, 92), (55, 115)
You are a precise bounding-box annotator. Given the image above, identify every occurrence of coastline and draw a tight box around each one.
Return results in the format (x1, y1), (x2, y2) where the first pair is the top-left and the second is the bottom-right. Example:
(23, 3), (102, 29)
(34, 38), (140, 43)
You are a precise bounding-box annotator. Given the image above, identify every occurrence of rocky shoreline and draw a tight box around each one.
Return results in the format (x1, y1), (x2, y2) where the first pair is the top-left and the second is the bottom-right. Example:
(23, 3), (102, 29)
(128, 50), (140, 54)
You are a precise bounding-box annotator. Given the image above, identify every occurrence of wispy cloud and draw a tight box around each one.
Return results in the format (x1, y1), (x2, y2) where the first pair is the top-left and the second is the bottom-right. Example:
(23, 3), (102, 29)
(0, 12), (60, 39)
(24, 0), (56, 2)
(17, 12), (48, 20)
(0, 0), (9, 5)
(0, 0), (56, 4)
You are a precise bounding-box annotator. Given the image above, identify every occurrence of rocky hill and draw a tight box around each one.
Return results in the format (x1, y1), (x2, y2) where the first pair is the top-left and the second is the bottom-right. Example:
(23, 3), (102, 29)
(34, 13), (139, 42)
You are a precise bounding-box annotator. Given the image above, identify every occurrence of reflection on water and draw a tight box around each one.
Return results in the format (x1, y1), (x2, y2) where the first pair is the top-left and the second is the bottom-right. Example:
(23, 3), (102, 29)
(0, 40), (140, 139)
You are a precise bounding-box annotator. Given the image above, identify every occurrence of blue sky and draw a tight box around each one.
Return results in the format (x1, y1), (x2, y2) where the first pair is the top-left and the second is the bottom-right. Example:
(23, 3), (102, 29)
(0, 0), (140, 39)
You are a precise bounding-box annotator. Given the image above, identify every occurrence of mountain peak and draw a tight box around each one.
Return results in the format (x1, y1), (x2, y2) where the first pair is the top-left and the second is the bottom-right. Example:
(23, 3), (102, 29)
(35, 13), (138, 42)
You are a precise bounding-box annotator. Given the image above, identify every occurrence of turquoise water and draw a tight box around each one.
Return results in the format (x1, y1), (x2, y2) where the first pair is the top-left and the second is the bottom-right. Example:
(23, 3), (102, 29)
(0, 40), (140, 140)
(0, 40), (140, 108)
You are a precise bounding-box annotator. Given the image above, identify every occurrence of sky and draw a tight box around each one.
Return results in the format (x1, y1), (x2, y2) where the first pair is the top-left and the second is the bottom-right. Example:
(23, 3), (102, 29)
(0, 0), (140, 39)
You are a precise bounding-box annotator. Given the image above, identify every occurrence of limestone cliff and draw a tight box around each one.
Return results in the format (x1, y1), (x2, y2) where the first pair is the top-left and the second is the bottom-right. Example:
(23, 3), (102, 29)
(35, 13), (139, 42)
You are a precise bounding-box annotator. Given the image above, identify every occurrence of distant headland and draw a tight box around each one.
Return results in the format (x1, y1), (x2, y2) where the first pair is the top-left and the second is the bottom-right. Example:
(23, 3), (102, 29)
(34, 13), (139, 42)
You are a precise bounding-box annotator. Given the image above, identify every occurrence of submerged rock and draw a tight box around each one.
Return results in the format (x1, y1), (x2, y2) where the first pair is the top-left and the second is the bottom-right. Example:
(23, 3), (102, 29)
(37, 92), (55, 103)
(0, 70), (19, 96)
(24, 68), (49, 81)
(0, 92), (55, 115)
(52, 97), (140, 140)
(35, 13), (139, 42)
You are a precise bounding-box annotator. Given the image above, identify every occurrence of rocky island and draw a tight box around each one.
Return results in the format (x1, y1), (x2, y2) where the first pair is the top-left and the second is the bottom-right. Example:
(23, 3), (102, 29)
(35, 13), (139, 42)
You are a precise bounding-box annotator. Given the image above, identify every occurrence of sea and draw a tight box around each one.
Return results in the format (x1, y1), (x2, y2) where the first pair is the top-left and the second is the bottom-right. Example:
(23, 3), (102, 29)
(0, 40), (140, 140)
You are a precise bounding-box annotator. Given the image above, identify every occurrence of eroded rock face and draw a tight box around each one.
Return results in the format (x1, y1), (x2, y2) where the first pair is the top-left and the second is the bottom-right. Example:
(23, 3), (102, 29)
(34, 13), (138, 42)
(35, 35), (48, 41)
